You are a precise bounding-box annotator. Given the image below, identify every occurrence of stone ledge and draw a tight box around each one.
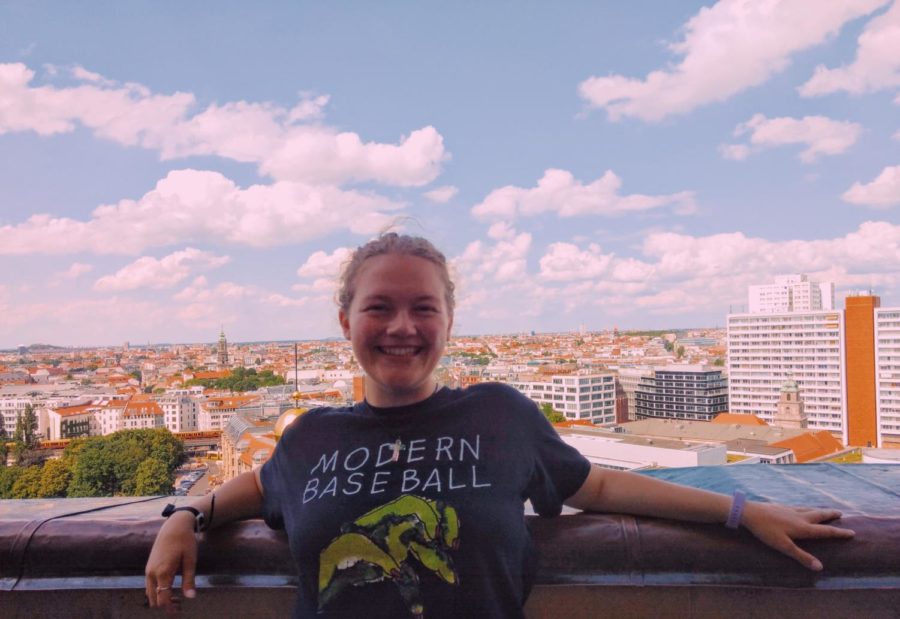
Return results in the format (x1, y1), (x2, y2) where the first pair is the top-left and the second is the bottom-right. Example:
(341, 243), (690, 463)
(2, 464), (899, 618)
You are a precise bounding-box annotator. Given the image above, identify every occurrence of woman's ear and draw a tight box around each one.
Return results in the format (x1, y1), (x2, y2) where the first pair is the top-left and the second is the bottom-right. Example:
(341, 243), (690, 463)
(339, 309), (352, 340)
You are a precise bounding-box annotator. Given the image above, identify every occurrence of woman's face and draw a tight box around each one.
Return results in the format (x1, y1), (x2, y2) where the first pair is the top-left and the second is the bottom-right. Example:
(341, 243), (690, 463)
(339, 253), (453, 408)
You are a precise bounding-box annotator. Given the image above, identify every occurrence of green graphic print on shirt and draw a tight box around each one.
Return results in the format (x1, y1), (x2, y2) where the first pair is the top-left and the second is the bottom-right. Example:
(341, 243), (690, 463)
(318, 495), (461, 618)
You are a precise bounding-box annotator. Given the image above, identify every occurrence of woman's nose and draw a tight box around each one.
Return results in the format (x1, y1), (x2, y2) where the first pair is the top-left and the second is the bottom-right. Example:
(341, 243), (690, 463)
(386, 310), (416, 335)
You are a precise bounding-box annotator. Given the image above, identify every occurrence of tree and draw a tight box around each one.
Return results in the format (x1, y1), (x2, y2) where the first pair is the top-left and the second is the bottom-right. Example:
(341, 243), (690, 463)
(14, 404), (40, 450)
(713, 357), (725, 366)
(38, 457), (73, 497)
(66, 429), (183, 497)
(13, 404), (40, 465)
(134, 458), (173, 495)
(0, 466), (23, 499)
(68, 438), (117, 497)
(676, 345), (685, 359)
(540, 403), (566, 424)
(11, 465), (43, 499)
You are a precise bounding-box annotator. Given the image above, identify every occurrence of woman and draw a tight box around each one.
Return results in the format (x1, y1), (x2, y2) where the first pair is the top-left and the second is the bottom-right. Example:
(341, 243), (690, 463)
(146, 233), (854, 617)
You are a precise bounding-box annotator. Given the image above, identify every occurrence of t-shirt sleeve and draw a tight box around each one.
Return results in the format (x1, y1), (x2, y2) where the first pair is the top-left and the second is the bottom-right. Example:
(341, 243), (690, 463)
(523, 401), (592, 517)
(259, 432), (289, 531)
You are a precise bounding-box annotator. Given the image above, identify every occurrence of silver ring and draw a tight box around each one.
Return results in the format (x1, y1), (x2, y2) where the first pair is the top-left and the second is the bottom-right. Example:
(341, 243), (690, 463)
(156, 586), (171, 592)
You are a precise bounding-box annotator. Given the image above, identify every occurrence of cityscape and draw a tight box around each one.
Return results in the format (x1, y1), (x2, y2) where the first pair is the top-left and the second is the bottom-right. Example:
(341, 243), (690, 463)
(3, 272), (898, 502)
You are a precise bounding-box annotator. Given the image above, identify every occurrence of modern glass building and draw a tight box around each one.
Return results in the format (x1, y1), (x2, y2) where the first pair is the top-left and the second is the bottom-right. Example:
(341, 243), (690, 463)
(635, 365), (728, 421)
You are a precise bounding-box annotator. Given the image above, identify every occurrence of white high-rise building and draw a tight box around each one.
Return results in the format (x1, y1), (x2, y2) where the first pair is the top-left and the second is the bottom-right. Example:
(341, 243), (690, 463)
(748, 274), (834, 314)
(875, 308), (900, 445)
(616, 367), (653, 421)
(508, 373), (617, 425)
(727, 311), (847, 440)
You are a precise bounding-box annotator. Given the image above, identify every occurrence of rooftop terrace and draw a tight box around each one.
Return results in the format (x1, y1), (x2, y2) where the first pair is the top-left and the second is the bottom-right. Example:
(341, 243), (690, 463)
(2, 464), (899, 618)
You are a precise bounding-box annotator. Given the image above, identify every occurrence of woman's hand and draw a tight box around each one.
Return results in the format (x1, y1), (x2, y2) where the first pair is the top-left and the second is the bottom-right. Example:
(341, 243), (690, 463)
(740, 502), (855, 571)
(145, 511), (198, 613)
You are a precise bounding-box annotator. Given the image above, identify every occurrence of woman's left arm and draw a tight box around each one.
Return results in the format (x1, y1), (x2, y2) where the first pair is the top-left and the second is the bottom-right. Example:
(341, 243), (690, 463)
(565, 467), (855, 571)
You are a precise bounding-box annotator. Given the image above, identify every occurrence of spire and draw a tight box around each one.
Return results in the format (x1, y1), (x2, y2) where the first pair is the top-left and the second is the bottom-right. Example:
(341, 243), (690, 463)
(217, 326), (229, 368)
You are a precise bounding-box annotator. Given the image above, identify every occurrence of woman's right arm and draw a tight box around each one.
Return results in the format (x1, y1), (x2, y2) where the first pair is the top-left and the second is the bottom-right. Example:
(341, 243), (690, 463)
(145, 468), (264, 613)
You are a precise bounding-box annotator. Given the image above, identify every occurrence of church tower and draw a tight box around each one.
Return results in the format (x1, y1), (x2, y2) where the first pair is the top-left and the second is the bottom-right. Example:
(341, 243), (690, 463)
(217, 327), (229, 369)
(772, 379), (808, 429)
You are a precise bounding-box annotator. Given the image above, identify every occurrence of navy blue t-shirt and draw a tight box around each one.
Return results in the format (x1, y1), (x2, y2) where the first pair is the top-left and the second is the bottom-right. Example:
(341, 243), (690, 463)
(260, 382), (591, 618)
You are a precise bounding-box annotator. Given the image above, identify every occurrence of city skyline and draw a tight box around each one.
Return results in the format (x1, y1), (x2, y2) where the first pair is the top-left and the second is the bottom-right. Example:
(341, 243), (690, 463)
(2, 1), (899, 348)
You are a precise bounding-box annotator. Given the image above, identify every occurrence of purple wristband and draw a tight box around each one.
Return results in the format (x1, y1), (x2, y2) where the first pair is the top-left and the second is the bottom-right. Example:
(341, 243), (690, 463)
(725, 490), (746, 529)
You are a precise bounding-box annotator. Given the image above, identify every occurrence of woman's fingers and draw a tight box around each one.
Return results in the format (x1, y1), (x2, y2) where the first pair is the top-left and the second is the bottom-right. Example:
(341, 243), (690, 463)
(799, 522), (856, 539)
(181, 541), (198, 599)
(782, 541), (824, 572)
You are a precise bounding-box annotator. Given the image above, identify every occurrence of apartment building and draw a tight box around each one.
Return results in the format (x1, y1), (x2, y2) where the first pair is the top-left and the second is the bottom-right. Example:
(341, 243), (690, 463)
(727, 310), (846, 436)
(46, 404), (98, 440)
(875, 308), (900, 446)
(0, 397), (33, 438)
(197, 394), (262, 431)
(748, 274), (834, 314)
(616, 366), (653, 421)
(509, 373), (617, 425)
(121, 396), (164, 431)
(156, 389), (201, 433)
(634, 365), (728, 422)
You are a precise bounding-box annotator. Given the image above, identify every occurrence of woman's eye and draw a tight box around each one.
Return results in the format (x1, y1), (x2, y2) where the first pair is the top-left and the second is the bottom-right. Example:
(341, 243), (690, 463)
(363, 304), (388, 312)
(416, 306), (438, 314)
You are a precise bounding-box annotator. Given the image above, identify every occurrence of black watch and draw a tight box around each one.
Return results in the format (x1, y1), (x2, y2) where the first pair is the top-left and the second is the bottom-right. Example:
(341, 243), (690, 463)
(161, 504), (208, 532)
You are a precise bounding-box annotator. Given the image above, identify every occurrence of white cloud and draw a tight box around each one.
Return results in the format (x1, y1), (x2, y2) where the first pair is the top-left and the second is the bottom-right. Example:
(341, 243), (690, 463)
(486, 221), (516, 241)
(842, 164), (900, 207)
(173, 278), (252, 326)
(0, 169), (403, 255)
(719, 143), (750, 161)
(449, 221), (900, 329)
(800, 0), (900, 96)
(258, 125), (447, 187)
(423, 185), (458, 203)
(454, 233), (532, 284)
(472, 169), (695, 221)
(287, 93), (330, 122)
(722, 114), (862, 162)
(0, 63), (447, 186)
(297, 248), (352, 279)
(52, 262), (93, 282)
(539, 243), (613, 281)
(71, 65), (115, 86)
(93, 248), (230, 291)
(578, 0), (887, 121)
(264, 293), (310, 308)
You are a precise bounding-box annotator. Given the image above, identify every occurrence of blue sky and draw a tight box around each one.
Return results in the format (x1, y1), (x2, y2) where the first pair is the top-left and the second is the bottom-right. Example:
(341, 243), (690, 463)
(1, 0), (898, 347)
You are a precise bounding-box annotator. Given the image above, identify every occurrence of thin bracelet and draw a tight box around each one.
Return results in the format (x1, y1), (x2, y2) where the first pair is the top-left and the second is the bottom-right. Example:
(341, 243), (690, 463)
(725, 490), (746, 529)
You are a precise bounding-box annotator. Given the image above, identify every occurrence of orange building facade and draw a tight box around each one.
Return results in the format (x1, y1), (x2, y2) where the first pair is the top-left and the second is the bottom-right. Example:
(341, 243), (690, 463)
(844, 295), (880, 447)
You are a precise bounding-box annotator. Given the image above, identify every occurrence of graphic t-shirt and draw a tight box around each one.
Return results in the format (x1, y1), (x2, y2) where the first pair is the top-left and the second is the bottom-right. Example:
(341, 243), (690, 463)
(260, 382), (591, 618)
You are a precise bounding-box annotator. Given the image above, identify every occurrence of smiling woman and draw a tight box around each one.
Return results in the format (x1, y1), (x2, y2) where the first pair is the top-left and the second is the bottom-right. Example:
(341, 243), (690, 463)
(145, 233), (856, 619)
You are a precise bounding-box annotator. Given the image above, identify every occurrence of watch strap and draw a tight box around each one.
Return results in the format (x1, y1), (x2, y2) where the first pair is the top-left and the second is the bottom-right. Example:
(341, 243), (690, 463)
(161, 504), (207, 532)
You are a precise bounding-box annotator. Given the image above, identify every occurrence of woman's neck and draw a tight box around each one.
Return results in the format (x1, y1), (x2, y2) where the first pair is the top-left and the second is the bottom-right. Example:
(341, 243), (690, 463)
(365, 378), (439, 408)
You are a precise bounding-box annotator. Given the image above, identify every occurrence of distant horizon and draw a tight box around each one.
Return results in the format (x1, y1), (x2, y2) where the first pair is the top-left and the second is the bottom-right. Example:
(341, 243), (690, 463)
(3, 2), (898, 348)
(3, 325), (726, 353)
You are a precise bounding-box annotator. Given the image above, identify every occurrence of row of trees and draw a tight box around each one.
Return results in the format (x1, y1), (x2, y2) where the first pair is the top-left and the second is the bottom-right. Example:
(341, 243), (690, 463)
(186, 367), (285, 392)
(0, 428), (183, 499)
